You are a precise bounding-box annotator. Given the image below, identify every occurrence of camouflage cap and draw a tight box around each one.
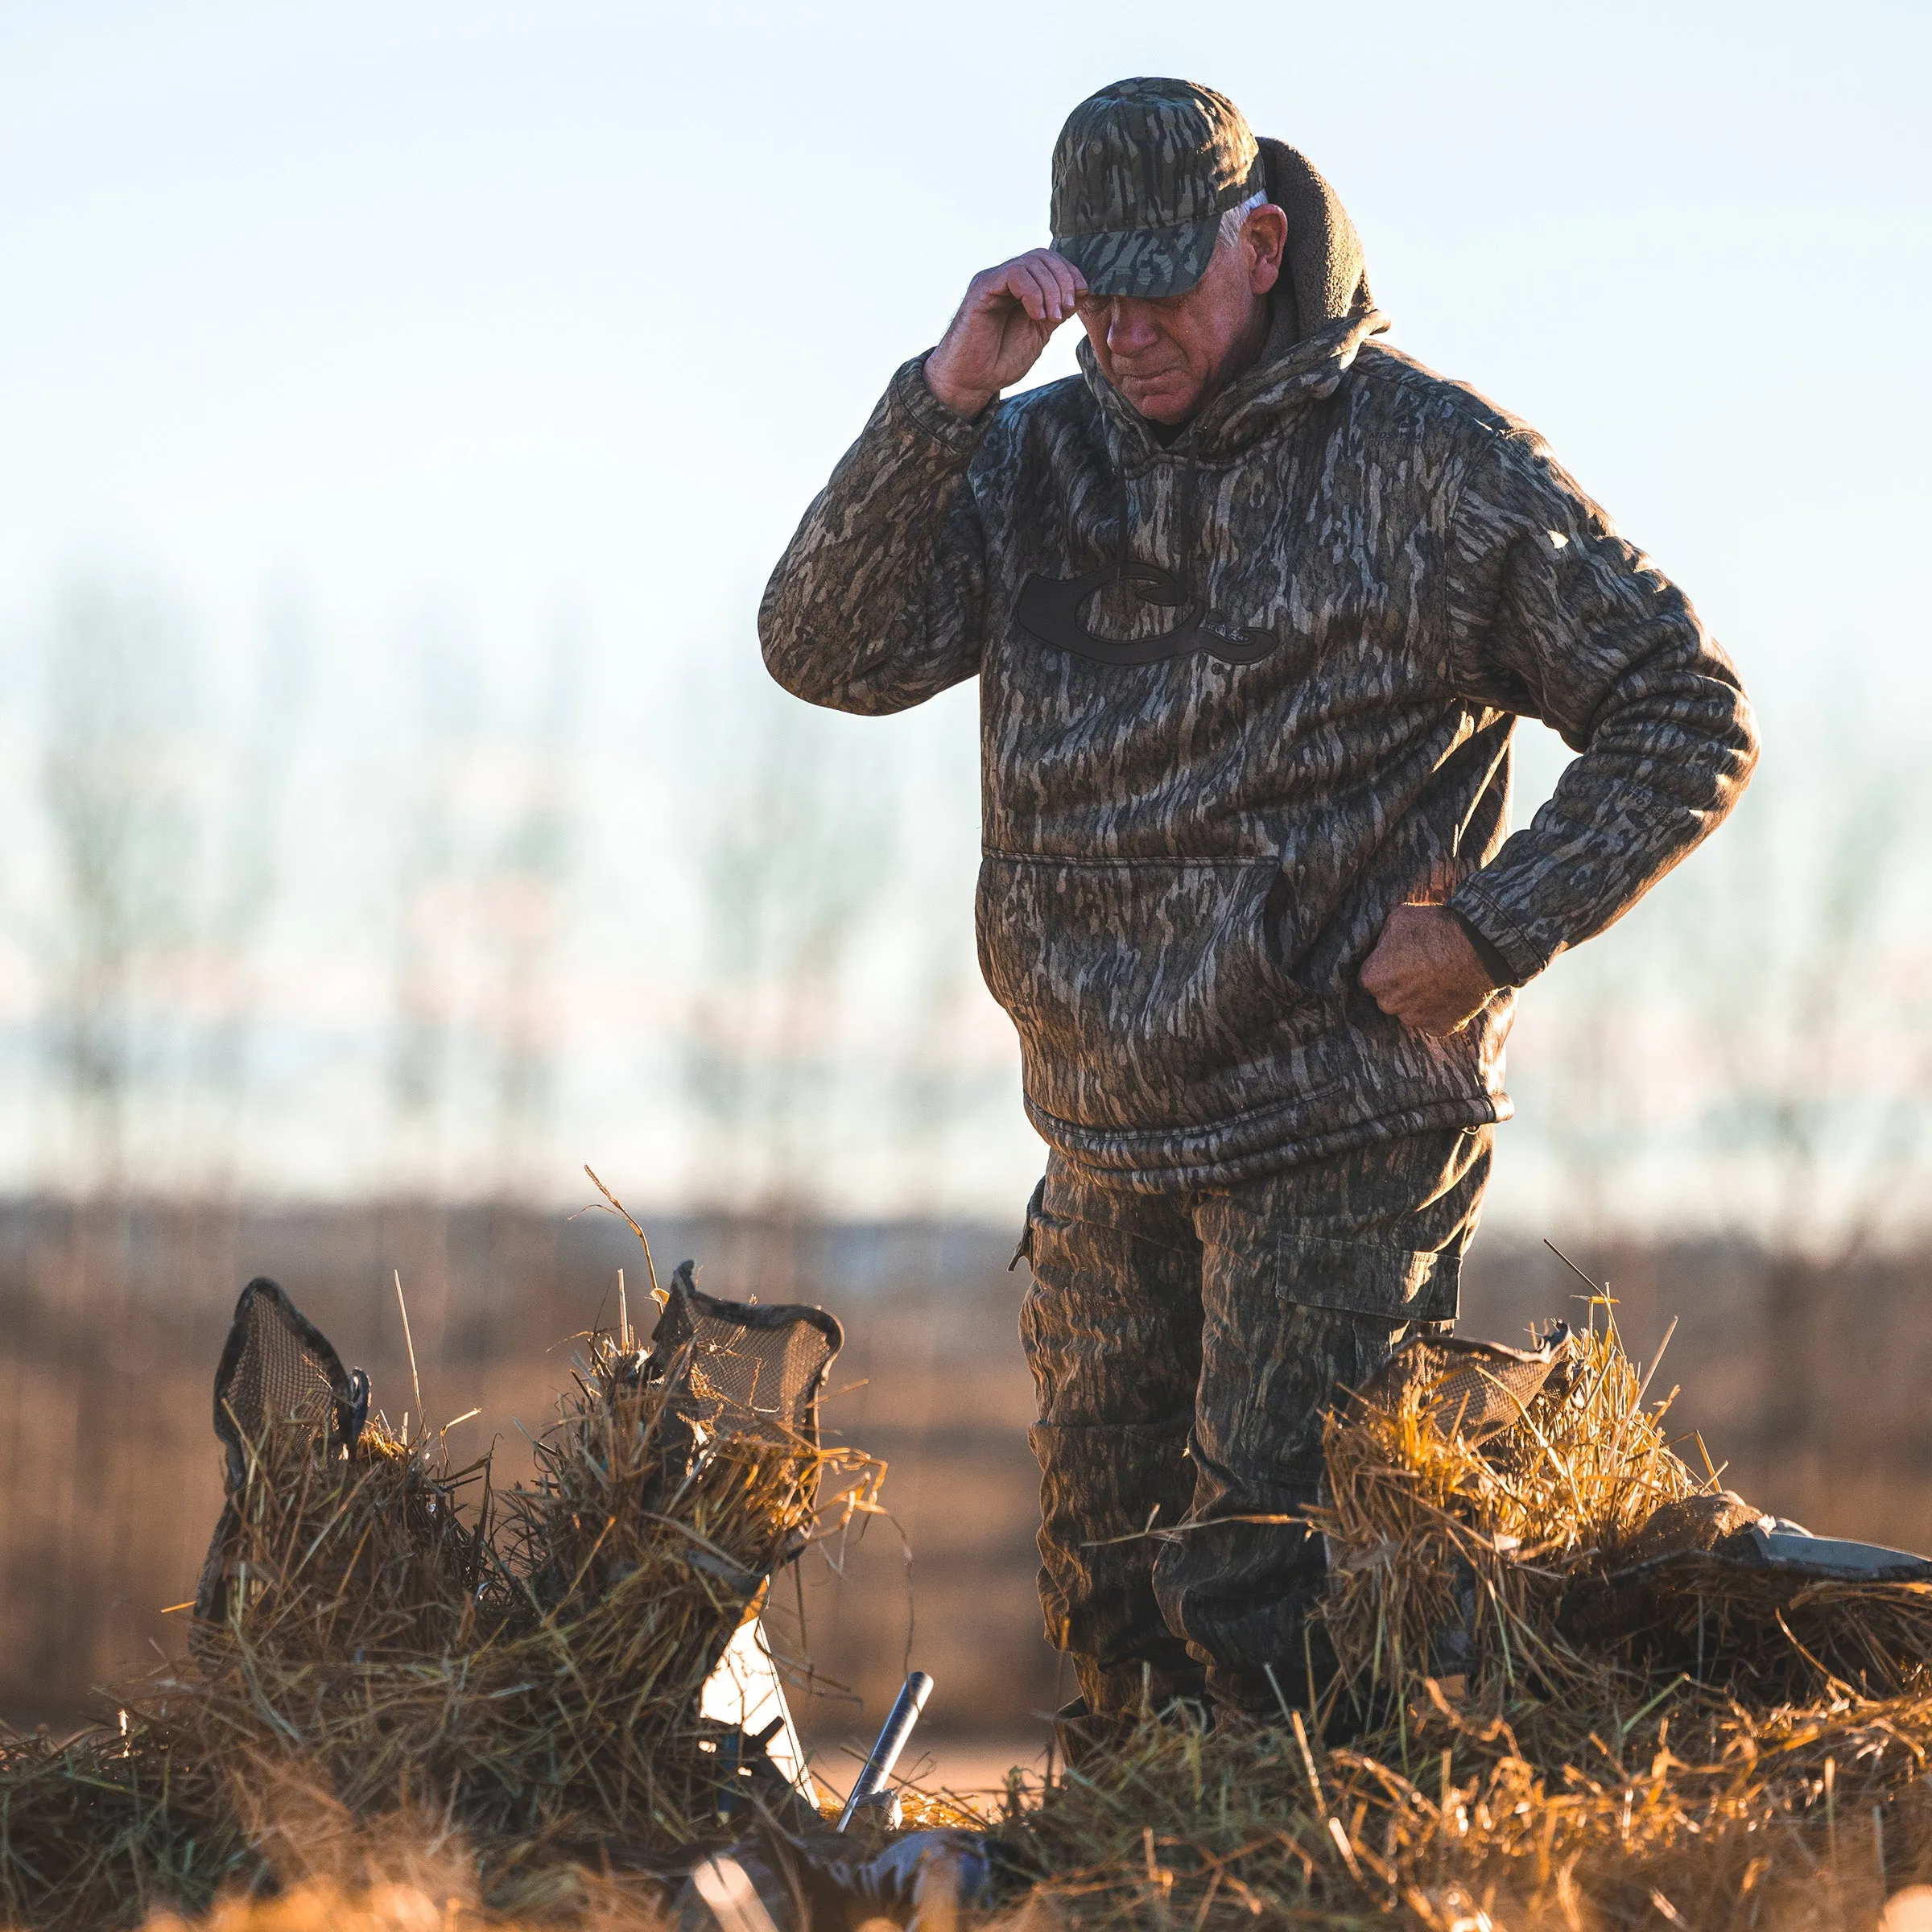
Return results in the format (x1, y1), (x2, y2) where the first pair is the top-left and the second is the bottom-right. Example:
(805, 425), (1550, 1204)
(1050, 77), (1265, 299)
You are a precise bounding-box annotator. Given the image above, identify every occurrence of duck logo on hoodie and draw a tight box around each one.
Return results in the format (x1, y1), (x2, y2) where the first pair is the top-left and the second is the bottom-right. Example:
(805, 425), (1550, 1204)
(1014, 560), (1276, 667)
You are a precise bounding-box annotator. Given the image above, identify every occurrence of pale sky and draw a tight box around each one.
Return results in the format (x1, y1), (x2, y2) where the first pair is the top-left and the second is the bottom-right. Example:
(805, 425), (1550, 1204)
(0, 2), (1926, 1223)
(4, 2), (1927, 691)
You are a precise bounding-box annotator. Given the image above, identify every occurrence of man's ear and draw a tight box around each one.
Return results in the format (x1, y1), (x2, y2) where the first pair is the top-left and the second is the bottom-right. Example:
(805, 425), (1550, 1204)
(1243, 204), (1290, 296)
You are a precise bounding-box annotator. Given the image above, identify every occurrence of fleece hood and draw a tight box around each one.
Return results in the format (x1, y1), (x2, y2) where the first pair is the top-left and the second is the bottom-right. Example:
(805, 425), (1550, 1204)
(1257, 137), (1375, 338)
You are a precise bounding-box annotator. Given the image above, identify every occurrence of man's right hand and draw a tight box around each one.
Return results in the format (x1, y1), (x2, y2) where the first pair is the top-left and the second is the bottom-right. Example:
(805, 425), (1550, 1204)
(924, 250), (1088, 420)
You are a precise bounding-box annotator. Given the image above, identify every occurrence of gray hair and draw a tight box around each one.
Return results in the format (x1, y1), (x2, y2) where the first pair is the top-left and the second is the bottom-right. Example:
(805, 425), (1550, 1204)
(1216, 188), (1269, 253)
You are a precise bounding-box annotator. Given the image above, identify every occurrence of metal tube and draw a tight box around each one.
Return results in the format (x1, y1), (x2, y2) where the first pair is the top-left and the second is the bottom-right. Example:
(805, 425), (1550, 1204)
(835, 1670), (933, 1831)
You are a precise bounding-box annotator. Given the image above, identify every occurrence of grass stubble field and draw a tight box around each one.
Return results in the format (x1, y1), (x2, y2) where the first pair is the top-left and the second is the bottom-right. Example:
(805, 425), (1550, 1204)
(9, 1247), (1932, 1932)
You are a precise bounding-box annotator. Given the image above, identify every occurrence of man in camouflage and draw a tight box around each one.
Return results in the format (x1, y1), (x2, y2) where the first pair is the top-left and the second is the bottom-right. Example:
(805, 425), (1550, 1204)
(760, 78), (1757, 1721)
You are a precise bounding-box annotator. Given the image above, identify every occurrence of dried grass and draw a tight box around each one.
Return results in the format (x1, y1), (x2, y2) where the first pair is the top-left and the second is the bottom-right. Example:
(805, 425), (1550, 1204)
(18, 1293), (1932, 1932)
(1007, 1300), (1932, 1929)
(0, 1333), (884, 1931)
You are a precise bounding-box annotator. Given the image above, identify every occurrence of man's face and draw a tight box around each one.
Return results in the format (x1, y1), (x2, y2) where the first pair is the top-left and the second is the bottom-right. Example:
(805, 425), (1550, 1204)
(1075, 206), (1287, 425)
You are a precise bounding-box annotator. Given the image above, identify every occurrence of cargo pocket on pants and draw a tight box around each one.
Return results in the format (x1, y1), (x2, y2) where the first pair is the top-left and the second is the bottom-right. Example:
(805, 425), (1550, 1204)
(1274, 1231), (1461, 1327)
(1272, 1231), (1461, 1433)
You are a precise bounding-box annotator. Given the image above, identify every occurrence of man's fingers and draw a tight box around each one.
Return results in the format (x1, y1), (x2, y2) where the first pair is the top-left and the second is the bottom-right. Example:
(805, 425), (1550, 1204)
(994, 262), (1042, 322)
(966, 250), (1088, 328)
(1357, 932), (1395, 997)
(967, 263), (1029, 318)
(1045, 251), (1087, 315)
(1362, 982), (1402, 1021)
(1048, 257), (1087, 312)
(1006, 251), (1083, 323)
(1012, 260), (1063, 324)
(1036, 246), (1088, 293)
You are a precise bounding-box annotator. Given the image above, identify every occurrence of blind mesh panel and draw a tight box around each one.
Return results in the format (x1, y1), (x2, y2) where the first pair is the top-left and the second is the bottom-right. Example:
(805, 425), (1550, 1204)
(647, 1261), (843, 1455)
(214, 1280), (345, 1479)
(196, 1277), (365, 1635)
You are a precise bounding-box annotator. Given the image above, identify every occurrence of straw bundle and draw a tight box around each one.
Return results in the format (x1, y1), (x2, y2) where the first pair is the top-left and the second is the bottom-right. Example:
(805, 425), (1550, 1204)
(0, 1331), (884, 1932)
(1007, 1301), (1932, 1930)
(1315, 1311), (1704, 1713)
(1318, 1302), (1932, 1715)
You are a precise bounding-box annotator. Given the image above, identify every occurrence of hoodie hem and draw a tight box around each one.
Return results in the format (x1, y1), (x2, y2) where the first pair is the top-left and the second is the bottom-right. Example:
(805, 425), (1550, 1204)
(1024, 1090), (1508, 1194)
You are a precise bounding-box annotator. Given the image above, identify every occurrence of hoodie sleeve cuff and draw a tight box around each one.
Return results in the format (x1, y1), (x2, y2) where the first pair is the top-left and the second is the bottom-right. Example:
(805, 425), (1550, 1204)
(1447, 887), (1544, 989)
(890, 353), (997, 456)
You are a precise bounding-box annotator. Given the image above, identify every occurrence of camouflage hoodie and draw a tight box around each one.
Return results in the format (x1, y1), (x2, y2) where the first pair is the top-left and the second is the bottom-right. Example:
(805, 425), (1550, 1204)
(761, 140), (1758, 1189)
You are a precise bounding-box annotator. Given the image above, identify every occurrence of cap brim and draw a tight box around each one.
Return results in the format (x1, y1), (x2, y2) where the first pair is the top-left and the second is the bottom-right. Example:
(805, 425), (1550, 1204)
(1053, 215), (1220, 299)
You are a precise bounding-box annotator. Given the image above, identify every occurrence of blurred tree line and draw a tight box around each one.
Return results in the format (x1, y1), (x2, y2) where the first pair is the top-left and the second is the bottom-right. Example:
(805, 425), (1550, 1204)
(16, 574), (588, 1204)
(2, 568), (1929, 1257)
(0, 568), (1018, 1220)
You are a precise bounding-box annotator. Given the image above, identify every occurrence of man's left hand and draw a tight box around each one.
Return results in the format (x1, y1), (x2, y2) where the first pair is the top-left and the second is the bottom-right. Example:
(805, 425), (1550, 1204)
(1360, 904), (1499, 1036)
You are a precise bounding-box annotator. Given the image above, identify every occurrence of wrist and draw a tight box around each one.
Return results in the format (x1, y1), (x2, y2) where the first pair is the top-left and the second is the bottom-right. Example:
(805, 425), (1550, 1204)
(922, 349), (996, 422)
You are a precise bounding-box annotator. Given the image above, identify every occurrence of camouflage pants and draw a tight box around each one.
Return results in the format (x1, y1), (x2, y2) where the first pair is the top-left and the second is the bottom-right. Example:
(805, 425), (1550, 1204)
(1018, 1126), (1492, 1714)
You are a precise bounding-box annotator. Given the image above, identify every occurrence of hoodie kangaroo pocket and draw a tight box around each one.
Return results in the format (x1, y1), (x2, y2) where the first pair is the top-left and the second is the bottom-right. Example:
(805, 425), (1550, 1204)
(976, 852), (1333, 1129)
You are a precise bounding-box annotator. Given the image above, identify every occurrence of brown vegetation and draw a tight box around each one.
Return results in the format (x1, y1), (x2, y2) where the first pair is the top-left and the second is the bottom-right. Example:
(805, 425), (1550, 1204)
(1005, 1306), (1932, 1929)
(0, 1203), (1054, 1742)
(0, 1322), (883, 1930)
(16, 1290), (1932, 1930)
